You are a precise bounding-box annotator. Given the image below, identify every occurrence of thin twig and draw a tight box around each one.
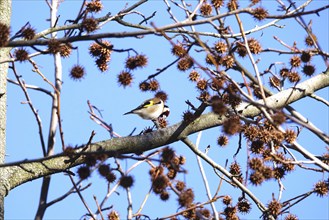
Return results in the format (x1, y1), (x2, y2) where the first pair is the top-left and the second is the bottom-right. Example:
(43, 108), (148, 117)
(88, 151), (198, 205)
(10, 59), (47, 156)
(195, 132), (219, 220)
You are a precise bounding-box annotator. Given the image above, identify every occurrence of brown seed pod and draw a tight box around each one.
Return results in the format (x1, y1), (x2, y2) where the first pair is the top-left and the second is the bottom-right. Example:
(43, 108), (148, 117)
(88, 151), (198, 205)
(14, 48), (29, 62)
(119, 175), (134, 188)
(22, 27), (36, 40)
(200, 3), (213, 16)
(117, 71), (133, 87)
(69, 65), (86, 81)
(86, 0), (103, 13)
(82, 17), (99, 33)
(252, 7), (268, 21)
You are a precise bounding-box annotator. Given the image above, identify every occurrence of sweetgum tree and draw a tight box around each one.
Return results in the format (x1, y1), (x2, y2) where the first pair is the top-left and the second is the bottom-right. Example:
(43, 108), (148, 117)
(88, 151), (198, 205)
(0, 0), (328, 219)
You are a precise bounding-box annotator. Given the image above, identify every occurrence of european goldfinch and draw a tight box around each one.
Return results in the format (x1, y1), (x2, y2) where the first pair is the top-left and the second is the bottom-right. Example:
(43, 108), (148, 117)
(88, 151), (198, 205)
(124, 97), (168, 121)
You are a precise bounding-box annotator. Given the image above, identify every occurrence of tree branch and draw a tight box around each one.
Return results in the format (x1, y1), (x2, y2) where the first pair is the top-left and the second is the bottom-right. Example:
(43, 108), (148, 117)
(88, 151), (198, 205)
(1, 69), (328, 193)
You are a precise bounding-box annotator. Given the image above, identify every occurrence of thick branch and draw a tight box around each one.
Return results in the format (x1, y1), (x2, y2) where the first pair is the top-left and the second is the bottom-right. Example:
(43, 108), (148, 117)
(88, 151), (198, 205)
(1, 69), (328, 194)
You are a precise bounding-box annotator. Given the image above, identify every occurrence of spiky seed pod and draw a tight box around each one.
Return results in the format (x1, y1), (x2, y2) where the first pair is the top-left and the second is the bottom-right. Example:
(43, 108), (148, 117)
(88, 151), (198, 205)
(211, 0), (224, 8)
(182, 110), (196, 123)
(0, 22), (10, 47)
(223, 116), (241, 135)
(63, 146), (75, 156)
(211, 77), (225, 91)
(200, 208), (211, 218)
(77, 166), (91, 180)
(89, 41), (112, 57)
(198, 91), (211, 102)
(252, 7), (268, 21)
(237, 199), (251, 214)
(161, 147), (175, 164)
(217, 135), (229, 147)
(305, 33), (317, 46)
(182, 208), (197, 219)
(82, 17), (99, 33)
(248, 38), (262, 54)
(269, 76), (281, 88)
(262, 166), (273, 180)
(117, 71), (133, 87)
(314, 180), (329, 197)
(227, 0), (239, 11)
(248, 158), (264, 171)
(106, 172), (116, 183)
(86, 0), (103, 13)
(243, 125), (260, 142)
(107, 210), (120, 220)
(224, 206), (237, 219)
(200, 3), (212, 16)
(177, 56), (194, 71)
(303, 64), (315, 76)
(301, 51), (311, 63)
(14, 48), (29, 62)
(282, 160), (295, 173)
(149, 79), (159, 91)
(237, 44), (247, 57)
(89, 43), (102, 57)
(84, 155), (97, 167)
(155, 91), (168, 102)
(167, 168), (177, 179)
(284, 214), (298, 220)
(273, 167), (286, 179)
(222, 55), (235, 68)
(175, 181), (186, 192)
(178, 188), (194, 207)
(262, 149), (272, 161)
(214, 41), (227, 53)
(250, 140), (264, 154)
(158, 118), (168, 128)
(59, 43), (72, 58)
(149, 166), (164, 179)
(139, 81), (150, 92)
(47, 39), (61, 54)
(98, 164), (110, 177)
(171, 44), (187, 57)
(249, 171), (265, 185)
(96, 57), (109, 72)
(290, 55), (301, 67)
(229, 162), (241, 175)
(152, 175), (169, 194)
(125, 54), (148, 70)
(288, 71), (300, 83)
(188, 70), (200, 82)
(196, 78), (208, 91)
(160, 191), (170, 201)
(285, 129), (297, 143)
(279, 68), (289, 78)
(70, 65), (86, 81)
(211, 95), (227, 115)
(267, 199), (282, 217)
(119, 175), (134, 188)
(22, 27), (36, 40)
(252, 86), (262, 99)
(222, 195), (232, 205)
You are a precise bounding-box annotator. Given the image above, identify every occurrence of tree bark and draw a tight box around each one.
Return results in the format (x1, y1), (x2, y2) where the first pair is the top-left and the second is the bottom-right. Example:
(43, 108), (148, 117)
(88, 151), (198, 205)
(0, 0), (12, 218)
(1, 69), (328, 195)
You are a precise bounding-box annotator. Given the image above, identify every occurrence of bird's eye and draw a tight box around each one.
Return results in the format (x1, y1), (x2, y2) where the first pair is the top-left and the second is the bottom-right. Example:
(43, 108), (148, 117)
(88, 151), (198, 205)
(143, 101), (152, 107)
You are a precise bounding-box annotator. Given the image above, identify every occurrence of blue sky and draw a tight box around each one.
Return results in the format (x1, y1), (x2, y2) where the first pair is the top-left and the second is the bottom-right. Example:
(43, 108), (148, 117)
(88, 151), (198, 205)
(4, 1), (329, 219)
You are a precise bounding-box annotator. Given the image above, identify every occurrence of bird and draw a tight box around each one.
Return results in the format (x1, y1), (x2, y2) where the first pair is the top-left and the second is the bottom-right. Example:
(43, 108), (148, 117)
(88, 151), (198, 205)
(124, 97), (169, 121)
